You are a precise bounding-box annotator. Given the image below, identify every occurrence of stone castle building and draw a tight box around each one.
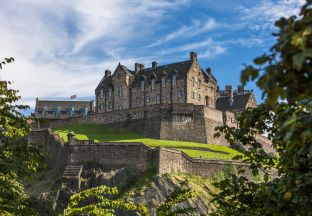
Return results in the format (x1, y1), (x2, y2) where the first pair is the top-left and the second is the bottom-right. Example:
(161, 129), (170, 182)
(95, 51), (256, 114)
(33, 51), (268, 150)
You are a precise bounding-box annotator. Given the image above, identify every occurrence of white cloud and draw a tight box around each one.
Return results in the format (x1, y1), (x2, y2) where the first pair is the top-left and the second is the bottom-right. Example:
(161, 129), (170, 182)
(0, 0), (190, 104)
(160, 38), (226, 59)
(238, 0), (304, 31)
(147, 18), (217, 47)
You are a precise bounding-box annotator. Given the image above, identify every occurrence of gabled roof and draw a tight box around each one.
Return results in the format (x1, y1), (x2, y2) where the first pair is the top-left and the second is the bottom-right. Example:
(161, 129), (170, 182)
(216, 93), (253, 112)
(95, 64), (134, 92)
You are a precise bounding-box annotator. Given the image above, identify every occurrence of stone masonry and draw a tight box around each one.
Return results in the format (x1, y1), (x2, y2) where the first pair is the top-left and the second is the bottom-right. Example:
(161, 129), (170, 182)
(28, 129), (259, 188)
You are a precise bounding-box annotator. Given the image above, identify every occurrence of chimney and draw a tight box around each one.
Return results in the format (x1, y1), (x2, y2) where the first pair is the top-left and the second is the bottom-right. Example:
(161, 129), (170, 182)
(237, 85), (244, 94)
(152, 61), (158, 69)
(105, 70), (112, 78)
(135, 63), (145, 75)
(190, 51), (197, 63)
(225, 85), (232, 94)
(206, 67), (211, 75)
(229, 89), (234, 106)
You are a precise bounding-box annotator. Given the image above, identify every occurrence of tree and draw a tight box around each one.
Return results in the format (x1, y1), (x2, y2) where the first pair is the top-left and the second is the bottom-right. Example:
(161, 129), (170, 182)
(63, 185), (196, 216)
(212, 0), (312, 215)
(0, 58), (43, 215)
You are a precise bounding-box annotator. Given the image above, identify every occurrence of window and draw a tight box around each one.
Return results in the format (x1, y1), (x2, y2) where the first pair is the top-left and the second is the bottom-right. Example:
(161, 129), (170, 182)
(166, 92), (171, 100)
(198, 94), (201, 101)
(109, 102), (113, 109)
(172, 74), (176, 86)
(205, 96), (209, 106)
(117, 86), (122, 97)
(141, 80), (145, 92)
(115, 103), (119, 109)
(156, 94), (160, 102)
(192, 77), (195, 87)
(192, 92), (195, 99)
(108, 88), (112, 97)
(146, 96), (150, 103)
(100, 90), (104, 99)
(198, 79), (201, 89)
(151, 79), (155, 90)
(162, 76), (166, 87)
(178, 90), (182, 98)
(136, 98), (141, 106)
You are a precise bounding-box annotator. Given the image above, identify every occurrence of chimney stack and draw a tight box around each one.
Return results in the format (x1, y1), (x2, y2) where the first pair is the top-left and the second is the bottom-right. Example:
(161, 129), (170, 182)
(105, 70), (112, 78)
(206, 67), (211, 75)
(152, 61), (158, 69)
(225, 85), (232, 94)
(237, 85), (244, 94)
(190, 51), (197, 63)
(135, 63), (145, 75)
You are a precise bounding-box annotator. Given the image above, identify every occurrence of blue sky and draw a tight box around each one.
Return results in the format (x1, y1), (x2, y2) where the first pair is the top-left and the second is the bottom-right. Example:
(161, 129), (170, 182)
(0, 0), (304, 111)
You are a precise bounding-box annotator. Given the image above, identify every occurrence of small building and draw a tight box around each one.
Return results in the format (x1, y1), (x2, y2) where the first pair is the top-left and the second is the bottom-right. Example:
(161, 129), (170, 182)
(216, 85), (257, 112)
(34, 99), (94, 119)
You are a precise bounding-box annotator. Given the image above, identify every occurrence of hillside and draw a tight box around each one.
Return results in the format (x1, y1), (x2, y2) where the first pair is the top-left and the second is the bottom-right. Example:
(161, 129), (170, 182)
(52, 124), (241, 160)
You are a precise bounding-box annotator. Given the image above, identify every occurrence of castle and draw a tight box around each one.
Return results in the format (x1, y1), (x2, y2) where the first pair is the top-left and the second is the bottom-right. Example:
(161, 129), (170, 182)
(35, 52), (256, 119)
(94, 51), (257, 113)
(29, 52), (272, 193)
(33, 51), (270, 150)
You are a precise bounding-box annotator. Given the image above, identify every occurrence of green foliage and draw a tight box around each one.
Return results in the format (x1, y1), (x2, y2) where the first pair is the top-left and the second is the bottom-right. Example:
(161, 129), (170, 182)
(156, 187), (196, 216)
(0, 58), (43, 215)
(212, 1), (312, 215)
(53, 124), (241, 160)
(63, 184), (197, 216)
(63, 185), (149, 216)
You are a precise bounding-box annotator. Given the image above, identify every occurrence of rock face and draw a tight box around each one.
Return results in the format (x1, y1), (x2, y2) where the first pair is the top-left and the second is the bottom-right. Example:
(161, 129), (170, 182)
(28, 162), (215, 215)
(62, 165), (213, 215)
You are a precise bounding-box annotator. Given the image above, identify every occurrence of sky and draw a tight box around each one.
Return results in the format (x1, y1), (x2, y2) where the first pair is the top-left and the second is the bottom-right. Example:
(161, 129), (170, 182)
(0, 0), (305, 113)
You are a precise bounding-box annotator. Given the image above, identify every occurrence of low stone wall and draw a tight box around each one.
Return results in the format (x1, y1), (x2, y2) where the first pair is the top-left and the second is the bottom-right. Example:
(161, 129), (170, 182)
(28, 130), (258, 180)
(157, 147), (253, 178)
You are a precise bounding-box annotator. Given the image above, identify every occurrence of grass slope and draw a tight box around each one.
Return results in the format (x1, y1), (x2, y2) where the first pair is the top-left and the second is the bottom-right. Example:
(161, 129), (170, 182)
(52, 124), (241, 160)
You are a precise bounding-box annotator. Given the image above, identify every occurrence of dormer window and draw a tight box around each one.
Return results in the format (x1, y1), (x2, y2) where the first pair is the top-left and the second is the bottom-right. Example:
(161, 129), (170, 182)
(151, 79), (156, 90)
(141, 80), (145, 92)
(172, 74), (176, 86)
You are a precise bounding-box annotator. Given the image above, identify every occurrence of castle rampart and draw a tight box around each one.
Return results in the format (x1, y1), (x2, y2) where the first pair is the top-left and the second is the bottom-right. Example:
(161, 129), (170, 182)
(28, 129), (259, 184)
(43, 103), (235, 146)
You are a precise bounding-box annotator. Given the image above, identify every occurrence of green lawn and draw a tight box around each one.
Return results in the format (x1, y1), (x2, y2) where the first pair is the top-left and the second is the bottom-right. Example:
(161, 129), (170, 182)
(52, 124), (241, 160)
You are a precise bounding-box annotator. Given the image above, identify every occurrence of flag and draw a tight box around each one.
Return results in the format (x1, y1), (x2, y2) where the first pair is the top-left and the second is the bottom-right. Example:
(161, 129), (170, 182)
(70, 94), (77, 99)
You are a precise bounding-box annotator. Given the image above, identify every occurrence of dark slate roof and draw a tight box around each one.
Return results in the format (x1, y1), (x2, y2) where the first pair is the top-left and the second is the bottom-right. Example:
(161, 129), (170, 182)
(131, 60), (192, 86)
(36, 100), (93, 111)
(216, 93), (252, 112)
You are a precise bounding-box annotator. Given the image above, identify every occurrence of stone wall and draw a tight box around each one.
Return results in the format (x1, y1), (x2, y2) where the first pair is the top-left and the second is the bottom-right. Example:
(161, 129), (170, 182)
(69, 141), (155, 172)
(157, 147), (253, 178)
(42, 103), (238, 146)
(28, 130), (258, 180)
